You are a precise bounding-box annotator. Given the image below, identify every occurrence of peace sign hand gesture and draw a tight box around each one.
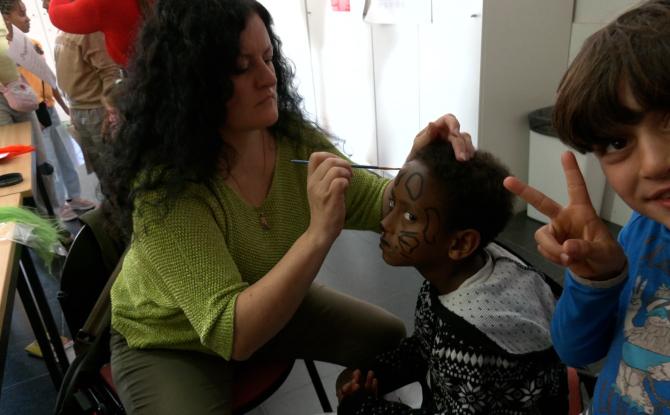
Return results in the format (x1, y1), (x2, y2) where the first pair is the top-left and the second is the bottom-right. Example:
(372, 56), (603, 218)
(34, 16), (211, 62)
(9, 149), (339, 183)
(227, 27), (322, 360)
(503, 152), (626, 281)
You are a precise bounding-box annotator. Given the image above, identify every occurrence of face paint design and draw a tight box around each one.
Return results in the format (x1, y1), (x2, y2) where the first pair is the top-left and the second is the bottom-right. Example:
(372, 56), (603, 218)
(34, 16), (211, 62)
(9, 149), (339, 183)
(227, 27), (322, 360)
(380, 159), (446, 267)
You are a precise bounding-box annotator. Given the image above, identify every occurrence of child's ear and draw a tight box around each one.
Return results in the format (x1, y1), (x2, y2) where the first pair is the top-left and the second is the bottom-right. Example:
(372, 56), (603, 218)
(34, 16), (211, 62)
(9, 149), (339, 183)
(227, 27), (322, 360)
(447, 229), (481, 260)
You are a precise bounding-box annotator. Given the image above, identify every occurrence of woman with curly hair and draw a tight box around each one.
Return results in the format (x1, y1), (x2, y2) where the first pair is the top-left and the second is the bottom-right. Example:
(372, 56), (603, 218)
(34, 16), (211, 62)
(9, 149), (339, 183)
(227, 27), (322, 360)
(101, 0), (473, 413)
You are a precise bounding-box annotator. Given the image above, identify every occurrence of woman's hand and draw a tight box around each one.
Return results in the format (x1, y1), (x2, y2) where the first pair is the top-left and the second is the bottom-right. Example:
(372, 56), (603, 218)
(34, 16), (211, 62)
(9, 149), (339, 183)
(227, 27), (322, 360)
(306, 152), (352, 245)
(407, 113), (475, 162)
(503, 151), (626, 280)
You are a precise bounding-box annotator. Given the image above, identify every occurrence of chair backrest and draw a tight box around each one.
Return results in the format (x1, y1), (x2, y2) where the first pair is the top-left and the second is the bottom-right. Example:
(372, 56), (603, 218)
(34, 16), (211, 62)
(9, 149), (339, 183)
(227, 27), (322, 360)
(58, 209), (125, 337)
(54, 209), (127, 415)
(58, 224), (113, 337)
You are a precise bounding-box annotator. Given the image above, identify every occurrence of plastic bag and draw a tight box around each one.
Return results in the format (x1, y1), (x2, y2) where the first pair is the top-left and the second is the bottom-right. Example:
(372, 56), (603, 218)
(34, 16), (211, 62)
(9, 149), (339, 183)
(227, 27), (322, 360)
(0, 206), (67, 270)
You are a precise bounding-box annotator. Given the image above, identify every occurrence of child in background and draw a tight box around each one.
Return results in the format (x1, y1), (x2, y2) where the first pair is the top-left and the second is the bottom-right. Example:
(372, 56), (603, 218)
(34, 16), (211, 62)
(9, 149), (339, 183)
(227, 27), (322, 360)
(1, 0), (96, 221)
(503, 1), (670, 413)
(337, 141), (567, 414)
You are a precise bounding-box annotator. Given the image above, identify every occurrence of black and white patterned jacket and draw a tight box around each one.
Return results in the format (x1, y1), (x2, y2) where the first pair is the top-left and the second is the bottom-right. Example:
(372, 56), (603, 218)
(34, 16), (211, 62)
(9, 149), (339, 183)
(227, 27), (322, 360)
(338, 245), (568, 415)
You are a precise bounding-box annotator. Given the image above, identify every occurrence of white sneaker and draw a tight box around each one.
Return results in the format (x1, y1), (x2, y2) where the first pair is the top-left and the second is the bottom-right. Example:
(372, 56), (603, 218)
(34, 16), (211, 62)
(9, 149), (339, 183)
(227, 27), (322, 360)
(58, 204), (78, 222)
(67, 197), (97, 211)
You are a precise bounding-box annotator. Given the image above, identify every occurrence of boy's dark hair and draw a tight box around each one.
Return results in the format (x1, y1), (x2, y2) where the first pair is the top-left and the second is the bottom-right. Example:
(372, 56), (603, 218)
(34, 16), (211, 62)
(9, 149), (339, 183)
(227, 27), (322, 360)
(553, 0), (670, 153)
(414, 141), (513, 250)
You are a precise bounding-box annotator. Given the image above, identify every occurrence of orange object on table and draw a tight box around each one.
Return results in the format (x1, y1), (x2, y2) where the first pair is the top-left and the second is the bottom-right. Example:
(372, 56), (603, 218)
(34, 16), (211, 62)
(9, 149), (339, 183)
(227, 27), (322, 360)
(0, 145), (35, 161)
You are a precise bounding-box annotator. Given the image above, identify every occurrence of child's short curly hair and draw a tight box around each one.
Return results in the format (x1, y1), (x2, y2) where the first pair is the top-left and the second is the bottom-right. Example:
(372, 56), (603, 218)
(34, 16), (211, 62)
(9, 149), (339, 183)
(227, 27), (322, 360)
(553, 0), (670, 153)
(0, 0), (19, 15)
(414, 141), (513, 249)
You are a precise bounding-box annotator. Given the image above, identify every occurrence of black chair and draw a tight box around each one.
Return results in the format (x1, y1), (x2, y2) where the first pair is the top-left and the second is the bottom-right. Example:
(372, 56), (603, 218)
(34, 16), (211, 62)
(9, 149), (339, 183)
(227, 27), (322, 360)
(54, 210), (332, 414)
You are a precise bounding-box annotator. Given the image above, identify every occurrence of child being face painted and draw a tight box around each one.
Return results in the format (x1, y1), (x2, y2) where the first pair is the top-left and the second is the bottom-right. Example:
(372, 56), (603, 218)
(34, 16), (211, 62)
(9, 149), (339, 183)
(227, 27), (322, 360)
(381, 141), (513, 294)
(337, 141), (567, 415)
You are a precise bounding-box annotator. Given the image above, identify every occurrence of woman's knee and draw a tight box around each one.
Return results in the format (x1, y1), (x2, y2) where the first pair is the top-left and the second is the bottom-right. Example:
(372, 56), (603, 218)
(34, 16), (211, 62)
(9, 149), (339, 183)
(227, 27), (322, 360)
(111, 333), (233, 415)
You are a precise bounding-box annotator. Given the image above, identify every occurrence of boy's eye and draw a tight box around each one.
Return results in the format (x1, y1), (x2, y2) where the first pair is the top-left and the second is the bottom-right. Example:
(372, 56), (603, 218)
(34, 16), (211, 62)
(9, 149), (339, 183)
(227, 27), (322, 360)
(403, 212), (417, 222)
(388, 199), (395, 209)
(602, 138), (629, 154)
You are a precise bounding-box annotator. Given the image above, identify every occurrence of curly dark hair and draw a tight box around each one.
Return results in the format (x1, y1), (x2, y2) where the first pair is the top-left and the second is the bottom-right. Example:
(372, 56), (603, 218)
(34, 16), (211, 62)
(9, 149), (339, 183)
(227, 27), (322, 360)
(553, 0), (670, 153)
(0, 0), (20, 15)
(414, 141), (513, 250)
(100, 0), (322, 241)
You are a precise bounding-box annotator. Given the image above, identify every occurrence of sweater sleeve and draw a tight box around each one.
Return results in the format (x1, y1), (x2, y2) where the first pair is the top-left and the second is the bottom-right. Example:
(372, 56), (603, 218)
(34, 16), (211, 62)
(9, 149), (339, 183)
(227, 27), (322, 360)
(338, 336), (431, 415)
(550, 226), (631, 367)
(132, 190), (248, 359)
(48, 0), (102, 34)
(81, 33), (120, 95)
(369, 335), (429, 394)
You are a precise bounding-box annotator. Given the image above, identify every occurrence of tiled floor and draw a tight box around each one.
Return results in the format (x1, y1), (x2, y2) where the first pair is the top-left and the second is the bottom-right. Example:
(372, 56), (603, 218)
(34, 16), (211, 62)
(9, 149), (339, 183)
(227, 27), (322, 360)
(0, 135), (622, 414)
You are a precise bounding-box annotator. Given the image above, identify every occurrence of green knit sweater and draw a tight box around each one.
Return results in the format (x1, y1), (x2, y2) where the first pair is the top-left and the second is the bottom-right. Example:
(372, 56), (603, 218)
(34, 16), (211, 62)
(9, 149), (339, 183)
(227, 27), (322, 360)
(110, 135), (389, 360)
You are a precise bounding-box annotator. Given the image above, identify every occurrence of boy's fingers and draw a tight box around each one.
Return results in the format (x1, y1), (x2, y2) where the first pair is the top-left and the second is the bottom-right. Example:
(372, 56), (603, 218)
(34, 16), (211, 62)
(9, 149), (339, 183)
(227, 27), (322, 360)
(503, 176), (562, 219)
(352, 369), (361, 383)
(561, 151), (594, 206)
(537, 244), (563, 265)
(534, 226), (565, 262)
(562, 238), (594, 263)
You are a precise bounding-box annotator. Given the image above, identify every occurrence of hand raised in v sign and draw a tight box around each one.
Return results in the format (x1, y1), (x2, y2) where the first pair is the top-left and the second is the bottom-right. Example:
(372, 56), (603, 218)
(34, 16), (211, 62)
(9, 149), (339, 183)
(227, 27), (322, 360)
(503, 152), (626, 280)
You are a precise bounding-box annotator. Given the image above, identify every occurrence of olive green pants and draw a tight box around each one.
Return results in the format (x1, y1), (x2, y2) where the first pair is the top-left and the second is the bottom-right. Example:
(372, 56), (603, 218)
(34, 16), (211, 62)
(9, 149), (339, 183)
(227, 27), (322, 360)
(110, 283), (406, 415)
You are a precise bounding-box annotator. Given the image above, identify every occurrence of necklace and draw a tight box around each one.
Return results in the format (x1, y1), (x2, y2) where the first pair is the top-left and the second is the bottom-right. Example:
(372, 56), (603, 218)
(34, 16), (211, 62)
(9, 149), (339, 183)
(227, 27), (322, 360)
(228, 131), (272, 231)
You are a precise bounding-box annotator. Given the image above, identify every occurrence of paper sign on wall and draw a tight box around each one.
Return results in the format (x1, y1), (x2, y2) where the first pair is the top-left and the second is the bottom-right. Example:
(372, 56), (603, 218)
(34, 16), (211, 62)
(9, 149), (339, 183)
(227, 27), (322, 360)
(363, 0), (431, 24)
(332, 0), (350, 12)
(8, 25), (58, 88)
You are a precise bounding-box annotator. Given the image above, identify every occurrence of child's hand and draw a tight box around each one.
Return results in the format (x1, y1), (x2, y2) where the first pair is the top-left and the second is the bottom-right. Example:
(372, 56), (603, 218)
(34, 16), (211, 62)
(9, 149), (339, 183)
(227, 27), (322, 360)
(503, 151), (626, 280)
(336, 369), (378, 402)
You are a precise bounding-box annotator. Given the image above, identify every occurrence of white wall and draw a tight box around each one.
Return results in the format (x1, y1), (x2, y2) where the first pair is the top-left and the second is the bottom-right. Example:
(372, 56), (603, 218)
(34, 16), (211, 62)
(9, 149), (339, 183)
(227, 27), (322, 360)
(478, 0), (573, 190)
(568, 0), (640, 226)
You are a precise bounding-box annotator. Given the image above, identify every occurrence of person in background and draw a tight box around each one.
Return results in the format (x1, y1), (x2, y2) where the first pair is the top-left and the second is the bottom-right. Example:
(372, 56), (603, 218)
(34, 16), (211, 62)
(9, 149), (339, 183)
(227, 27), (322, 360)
(0, 7), (14, 85)
(99, 1), (474, 413)
(337, 141), (567, 414)
(504, 1), (670, 413)
(2, 0), (95, 221)
(0, 1), (57, 216)
(53, 30), (121, 178)
(45, 0), (152, 66)
(101, 78), (123, 138)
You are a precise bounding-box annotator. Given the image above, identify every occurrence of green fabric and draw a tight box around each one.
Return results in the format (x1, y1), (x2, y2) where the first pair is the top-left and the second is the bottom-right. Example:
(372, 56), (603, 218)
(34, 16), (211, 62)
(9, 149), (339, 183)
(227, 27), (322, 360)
(111, 134), (390, 360)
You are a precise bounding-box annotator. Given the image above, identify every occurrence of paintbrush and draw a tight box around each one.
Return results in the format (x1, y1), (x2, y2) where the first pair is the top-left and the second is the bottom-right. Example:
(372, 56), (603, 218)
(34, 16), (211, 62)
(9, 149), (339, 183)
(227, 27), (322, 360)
(290, 159), (400, 171)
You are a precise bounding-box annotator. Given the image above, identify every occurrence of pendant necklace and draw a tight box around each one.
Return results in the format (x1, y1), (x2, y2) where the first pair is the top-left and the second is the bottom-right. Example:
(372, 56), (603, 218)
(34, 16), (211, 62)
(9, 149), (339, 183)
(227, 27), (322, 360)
(229, 132), (271, 231)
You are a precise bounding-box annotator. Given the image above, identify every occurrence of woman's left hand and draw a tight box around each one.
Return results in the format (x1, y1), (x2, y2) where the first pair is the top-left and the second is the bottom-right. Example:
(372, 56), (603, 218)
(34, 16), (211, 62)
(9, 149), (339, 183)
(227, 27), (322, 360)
(407, 113), (474, 162)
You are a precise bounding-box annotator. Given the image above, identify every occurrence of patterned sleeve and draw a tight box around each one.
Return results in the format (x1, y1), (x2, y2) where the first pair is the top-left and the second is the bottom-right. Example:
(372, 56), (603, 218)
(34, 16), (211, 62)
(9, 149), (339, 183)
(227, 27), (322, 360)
(338, 335), (432, 415)
(369, 335), (429, 394)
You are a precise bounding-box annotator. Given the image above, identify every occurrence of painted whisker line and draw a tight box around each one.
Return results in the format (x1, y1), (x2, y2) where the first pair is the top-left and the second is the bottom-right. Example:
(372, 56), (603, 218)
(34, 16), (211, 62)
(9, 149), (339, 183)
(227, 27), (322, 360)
(290, 159), (401, 171)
